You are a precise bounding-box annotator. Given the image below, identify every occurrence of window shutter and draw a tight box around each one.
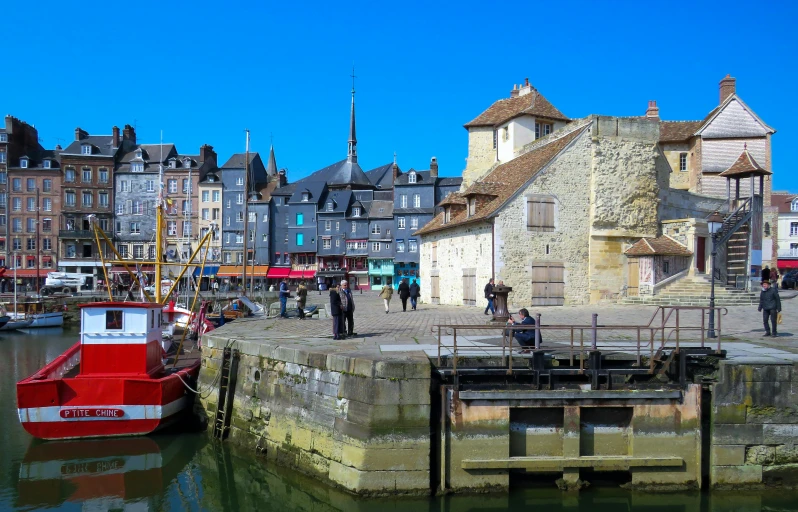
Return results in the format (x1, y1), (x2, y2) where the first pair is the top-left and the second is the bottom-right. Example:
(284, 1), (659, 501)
(527, 198), (555, 232)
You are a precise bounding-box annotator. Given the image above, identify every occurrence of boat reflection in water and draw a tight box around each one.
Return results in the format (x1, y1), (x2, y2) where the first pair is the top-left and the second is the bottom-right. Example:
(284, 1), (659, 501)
(16, 435), (201, 510)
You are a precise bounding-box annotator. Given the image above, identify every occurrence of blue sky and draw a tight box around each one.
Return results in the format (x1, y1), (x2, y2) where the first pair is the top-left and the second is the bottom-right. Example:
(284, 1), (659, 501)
(2, 0), (796, 190)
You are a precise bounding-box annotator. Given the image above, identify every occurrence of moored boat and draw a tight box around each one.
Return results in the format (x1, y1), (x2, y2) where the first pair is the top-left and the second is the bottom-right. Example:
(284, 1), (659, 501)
(16, 302), (200, 440)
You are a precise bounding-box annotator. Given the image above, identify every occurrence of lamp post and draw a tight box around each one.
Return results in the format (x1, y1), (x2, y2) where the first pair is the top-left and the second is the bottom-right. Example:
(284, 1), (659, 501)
(707, 212), (724, 338)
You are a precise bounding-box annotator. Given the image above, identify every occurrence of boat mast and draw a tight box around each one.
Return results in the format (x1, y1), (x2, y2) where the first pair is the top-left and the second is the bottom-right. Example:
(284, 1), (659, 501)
(241, 129), (250, 296)
(155, 132), (164, 304)
(35, 187), (40, 294)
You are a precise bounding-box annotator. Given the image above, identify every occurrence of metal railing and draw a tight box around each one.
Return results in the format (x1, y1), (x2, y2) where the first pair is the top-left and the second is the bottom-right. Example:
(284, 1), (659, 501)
(434, 306), (727, 376)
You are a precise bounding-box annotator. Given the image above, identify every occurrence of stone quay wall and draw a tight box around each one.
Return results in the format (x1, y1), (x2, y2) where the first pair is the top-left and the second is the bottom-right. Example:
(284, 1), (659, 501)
(711, 360), (798, 488)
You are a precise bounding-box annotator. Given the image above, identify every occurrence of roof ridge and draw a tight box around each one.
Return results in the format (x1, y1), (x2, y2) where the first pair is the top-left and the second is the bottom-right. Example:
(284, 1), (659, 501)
(643, 238), (655, 253)
(662, 234), (688, 249)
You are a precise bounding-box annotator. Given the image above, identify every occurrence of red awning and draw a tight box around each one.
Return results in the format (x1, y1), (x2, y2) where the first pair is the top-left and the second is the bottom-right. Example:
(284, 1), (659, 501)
(303, 270), (316, 279)
(10, 269), (48, 277)
(778, 259), (798, 269)
(267, 267), (291, 278)
(288, 270), (304, 278)
(42, 256), (52, 263)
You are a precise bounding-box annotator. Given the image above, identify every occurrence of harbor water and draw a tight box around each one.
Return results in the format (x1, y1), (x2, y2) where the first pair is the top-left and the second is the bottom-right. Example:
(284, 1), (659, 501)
(3, 328), (798, 511)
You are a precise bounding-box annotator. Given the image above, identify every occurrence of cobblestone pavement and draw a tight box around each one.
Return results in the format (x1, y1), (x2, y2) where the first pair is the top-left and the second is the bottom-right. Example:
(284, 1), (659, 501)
(213, 290), (798, 361)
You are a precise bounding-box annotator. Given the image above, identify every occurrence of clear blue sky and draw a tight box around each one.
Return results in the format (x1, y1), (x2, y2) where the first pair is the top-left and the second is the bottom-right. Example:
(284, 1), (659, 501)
(3, 0), (796, 190)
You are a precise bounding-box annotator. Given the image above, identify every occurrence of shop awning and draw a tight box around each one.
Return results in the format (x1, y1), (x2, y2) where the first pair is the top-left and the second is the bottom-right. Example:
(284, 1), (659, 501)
(193, 265), (220, 277)
(317, 269), (346, 277)
(9, 269), (48, 277)
(42, 256), (52, 263)
(266, 267), (291, 279)
(248, 265), (270, 277)
(778, 259), (798, 269)
(288, 270), (315, 279)
(217, 265), (243, 277)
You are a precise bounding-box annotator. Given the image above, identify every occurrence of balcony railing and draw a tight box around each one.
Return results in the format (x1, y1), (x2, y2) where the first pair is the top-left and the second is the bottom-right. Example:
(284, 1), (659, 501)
(59, 229), (112, 239)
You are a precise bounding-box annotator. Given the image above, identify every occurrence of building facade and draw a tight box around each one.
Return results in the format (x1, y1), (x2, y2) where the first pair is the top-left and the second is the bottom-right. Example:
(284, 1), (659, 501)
(772, 192), (798, 274)
(219, 152), (268, 267)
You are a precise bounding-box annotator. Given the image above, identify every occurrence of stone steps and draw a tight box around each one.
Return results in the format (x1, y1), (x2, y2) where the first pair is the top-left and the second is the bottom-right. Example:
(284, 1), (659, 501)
(619, 274), (758, 306)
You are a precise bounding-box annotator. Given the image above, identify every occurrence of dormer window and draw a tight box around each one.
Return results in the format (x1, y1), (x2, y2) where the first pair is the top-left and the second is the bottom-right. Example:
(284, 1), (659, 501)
(81, 144), (92, 155)
(301, 192), (309, 202)
(131, 162), (144, 172)
(169, 160), (176, 169)
(408, 172), (416, 184)
(327, 202), (333, 211)
(135, 150), (142, 159)
(0, 133), (7, 142)
(352, 206), (360, 217)
(792, 199), (798, 212)
(444, 207), (451, 224)
(183, 158), (192, 168)
(20, 158), (28, 169)
(43, 159), (51, 169)
(468, 197), (476, 217)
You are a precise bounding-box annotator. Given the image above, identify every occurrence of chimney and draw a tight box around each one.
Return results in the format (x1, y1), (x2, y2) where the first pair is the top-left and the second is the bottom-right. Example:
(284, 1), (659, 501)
(74, 127), (88, 141)
(719, 74), (736, 104)
(518, 77), (534, 97)
(112, 126), (120, 148)
(645, 100), (660, 119)
(199, 144), (216, 164)
(122, 124), (136, 144)
(55, 144), (62, 151)
(392, 161), (400, 183)
(430, 157), (438, 179)
(510, 84), (519, 98)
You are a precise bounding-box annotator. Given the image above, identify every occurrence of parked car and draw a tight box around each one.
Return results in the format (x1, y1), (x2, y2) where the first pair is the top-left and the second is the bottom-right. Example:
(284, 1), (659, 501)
(781, 270), (798, 290)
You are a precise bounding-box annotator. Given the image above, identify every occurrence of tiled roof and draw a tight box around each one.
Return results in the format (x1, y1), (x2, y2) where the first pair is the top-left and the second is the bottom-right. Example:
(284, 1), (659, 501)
(464, 88), (569, 128)
(659, 121), (702, 143)
(771, 193), (798, 214)
(416, 124), (587, 236)
(625, 236), (692, 256)
(719, 148), (771, 177)
(462, 181), (503, 197)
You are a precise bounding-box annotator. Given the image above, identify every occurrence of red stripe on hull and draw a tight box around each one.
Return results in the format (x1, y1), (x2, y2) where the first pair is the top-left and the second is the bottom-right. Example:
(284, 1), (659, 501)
(21, 418), (167, 440)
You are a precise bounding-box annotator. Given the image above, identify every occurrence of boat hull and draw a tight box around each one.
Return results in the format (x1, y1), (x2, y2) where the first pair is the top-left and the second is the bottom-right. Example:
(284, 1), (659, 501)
(29, 312), (64, 328)
(17, 343), (200, 440)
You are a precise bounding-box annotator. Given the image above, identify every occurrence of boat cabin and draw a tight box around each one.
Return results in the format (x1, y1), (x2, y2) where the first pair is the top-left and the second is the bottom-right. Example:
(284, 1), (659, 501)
(79, 302), (164, 378)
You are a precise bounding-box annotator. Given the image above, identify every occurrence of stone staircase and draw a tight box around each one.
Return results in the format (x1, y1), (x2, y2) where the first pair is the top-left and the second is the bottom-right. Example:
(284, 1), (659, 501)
(619, 274), (758, 306)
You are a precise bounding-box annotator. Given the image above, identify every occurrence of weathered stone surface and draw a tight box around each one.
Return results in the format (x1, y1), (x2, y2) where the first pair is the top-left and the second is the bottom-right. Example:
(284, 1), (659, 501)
(746, 445), (776, 465)
(713, 404), (746, 424)
(712, 424), (763, 445)
(746, 406), (798, 424)
(763, 424), (798, 444)
(713, 445), (745, 466)
(712, 465), (763, 485)
(763, 464), (798, 487)
(775, 445), (798, 465)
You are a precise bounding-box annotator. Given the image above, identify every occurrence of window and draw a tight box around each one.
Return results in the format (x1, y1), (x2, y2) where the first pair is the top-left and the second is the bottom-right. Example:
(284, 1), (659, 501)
(182, 179), (190, 193)
(27, 218), (35, 232)
(43, 238), (52, 251)
(27, 178), (35, 191)
(236, 211), (244, 222)
(13, 237), (22, 250)
(237, 193), (244, 205)
(398, 217), (406, 229)
(679, 153), (688, 172)
(297, 233), (304, 246)
(408, 172), (416, 184)
(526, 196), (556, 232)
(120, 180), (129, 192)
(130, 222), (140, 234)
(132, 200), (143, 215)
(262, 214), (267, 222)
(12, 197), (21, 211)
(397, 240), (405, 252)
(792, 244), (798, 257)
(535, 122), (552, 139)
(82, 169), (92, 183)
(20, 158), (28, 168)
(115, 202), (124, 215)
(400, 195), (407, 208)
(12, 178), (21, 192)
(65, 169), (75, 182)
(131, 162), (144, 172)
(237, 252), (244, 264)
(115, 221), (122, 234)
(42, 218), (51, 231)
(0, 173), (5, 184)
(409, 239), (417, 252)
(148, 245), (155, 259)
(81, 144), (92, 155)
(224, 252), (232, 263)
(27, 197), (35, 211)
(213, 190), (220, 202)
(336, 221), (340, 231)
(43, 179), (52, 192)
(351, 222), (357, 233)
(99, 192), (109, 207)
(225, 233), (231, 244)
(249, 212), (256, 222)
(493, 129), (498, 149)
(226, 199), (231, 209)
(791, 222), (798, 236)
(43, 159), (51, 169)
(372, 242), (381, 252)
(146, 180), (155, 192)
(352, 206), (360, 217)
(82, 191), (93, 207)
(133, 244), (144, 259)
(65, 192), (75, 207)
(297, 212), (304, 226)
(43, 198), (52, 211)
(323, 238), (331, 249)
(371, 224), (380, 235)
(99, 218), (109, 231)
(168, 180), (177, 193)
(202, 208), (210, 220)
(182, 200), (189, 215)
(335, 238), (340, 247)
(212, 208), (220, 220)
(468, 197), (476, 216)
(792, 199), (798, 212)
(413, 194), (421, 208)
(236, 176), (244, 186)
(27, 238), (36, 250)
(167, 221), (177, 235)
(183, 221), (191, 236)
(99, 169), (108, 183)
(325, 220), (331, 231)
(202, 191), (209, 202)
(444, 207), (451, 224)
(105, 310), (123, 330)
(0, 133), (5, 142)
(410, 216), (418, 229)
(301, 191), (309, 202)
(0, 153), (4, 164)
(236, 233), (244, 244)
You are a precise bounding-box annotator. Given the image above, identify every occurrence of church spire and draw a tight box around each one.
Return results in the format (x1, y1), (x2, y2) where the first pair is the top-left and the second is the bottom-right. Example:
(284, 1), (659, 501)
(266, 142), (277, 177)
(347, 66), (357, 163)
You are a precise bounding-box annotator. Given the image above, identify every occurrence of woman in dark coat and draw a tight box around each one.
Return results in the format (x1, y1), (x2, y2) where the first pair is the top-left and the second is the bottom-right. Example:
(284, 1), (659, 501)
(398, 279), (411, 312)
(329, 285), (343, 340)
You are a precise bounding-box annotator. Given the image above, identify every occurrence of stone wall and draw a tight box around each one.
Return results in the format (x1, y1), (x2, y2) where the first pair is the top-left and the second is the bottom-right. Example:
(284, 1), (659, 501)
(661, 142), (691, 190)
(711, 361), (798, 488)
(660, 190), (726, 223)
(198, 331), (434, 496)
(462, 127), (496, 187)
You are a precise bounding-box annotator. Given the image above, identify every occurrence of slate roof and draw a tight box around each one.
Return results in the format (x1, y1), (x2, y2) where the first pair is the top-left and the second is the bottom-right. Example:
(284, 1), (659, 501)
(718, 148), (771, 177)
(436, 177), (463, 187)
(61, 136), (118, 157)
(298, 158), (373, 188)
(289, 181), (326, 204)
(318, 190), (353, 214)
(120, 144), (176, 163)
(465, 87), (569, 128)
(221, 152), (259, 169)
(416, 124), (588, 236)
(369, 200), (393, 218)
(771, 193), (798, 214)
(272, 183), (296, 196)
(659, 121), (703, 143)
(624, 236), (692, 256)
(365, 163), (396, 189)
(265, 146), (278, 176)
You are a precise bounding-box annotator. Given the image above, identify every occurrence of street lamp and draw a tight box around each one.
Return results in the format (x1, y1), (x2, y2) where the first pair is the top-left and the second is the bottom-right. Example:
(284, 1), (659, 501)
(707, 212), (724, 338)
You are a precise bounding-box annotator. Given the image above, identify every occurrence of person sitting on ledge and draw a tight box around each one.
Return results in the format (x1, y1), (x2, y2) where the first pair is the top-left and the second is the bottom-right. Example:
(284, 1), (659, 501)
(507, 308), (540, 352)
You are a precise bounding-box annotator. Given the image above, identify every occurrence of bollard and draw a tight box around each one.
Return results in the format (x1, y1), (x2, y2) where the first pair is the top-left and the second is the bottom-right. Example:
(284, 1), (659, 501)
(535, 313), (542, 350)
(591, 313), (598, 350)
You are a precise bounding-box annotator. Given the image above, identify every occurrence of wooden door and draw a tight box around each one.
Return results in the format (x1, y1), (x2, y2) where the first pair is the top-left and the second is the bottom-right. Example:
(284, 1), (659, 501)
(627, 258), (639, 297)
(430, 275), (440, 304)
(462, 269), (476, 306)
(531, 263), (565, 306)
(696, 237), (706, 273)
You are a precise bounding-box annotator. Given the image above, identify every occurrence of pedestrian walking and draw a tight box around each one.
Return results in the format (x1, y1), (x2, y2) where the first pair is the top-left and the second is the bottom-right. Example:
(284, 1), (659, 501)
(339, 280), (356, 336)
(758, 280), (782, 337)
(379, 284), (393, 314)
(329, 285), (343, 339)
(296, 281), (308, 320)
(212, 280), (219, 296)
(279, 278), (289, 318)
(484, 278), (495, 315)
(409, 279), (420, 311)
(398, 278), (410, 312)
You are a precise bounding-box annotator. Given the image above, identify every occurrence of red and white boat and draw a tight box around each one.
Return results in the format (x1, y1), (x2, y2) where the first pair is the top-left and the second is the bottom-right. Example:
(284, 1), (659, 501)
(17, 301), (200, 440)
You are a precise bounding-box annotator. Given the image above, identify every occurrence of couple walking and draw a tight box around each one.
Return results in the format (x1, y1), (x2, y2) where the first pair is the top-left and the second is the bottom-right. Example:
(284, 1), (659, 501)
(380, 279), (419, 313)
(330, 280), (356, 340)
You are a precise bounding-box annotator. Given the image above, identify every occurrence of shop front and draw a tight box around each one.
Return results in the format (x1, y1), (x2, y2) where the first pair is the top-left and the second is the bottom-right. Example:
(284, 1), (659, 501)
(394, 262), (420, 289)
(368, 259), (394, 290)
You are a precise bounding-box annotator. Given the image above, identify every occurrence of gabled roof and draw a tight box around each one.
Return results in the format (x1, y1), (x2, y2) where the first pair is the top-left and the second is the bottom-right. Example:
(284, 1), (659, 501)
(625, 236), (692, 256)
(718, 147), (771, 178)
(120, 144), (176, 163)
(659, 121), (703, 143)
(771, 193), (798, 214)
(395, 169), (434, 186)
(365, 163), (396, 189)
(62, 136), (118, 157)
(298, 158), (373, 188)
(696, 95), (775, 138)
(289, 181), (326, 204)
(318, 190), (353, 214)
(462, 181), (503, 197)
(464, 86), (569, 128)
(416, 123), (588, 236)
(221, 152), (259, 169)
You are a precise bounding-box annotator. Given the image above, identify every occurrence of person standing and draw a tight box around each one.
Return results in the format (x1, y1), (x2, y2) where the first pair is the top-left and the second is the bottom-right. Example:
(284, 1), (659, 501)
(329, 285), (343, 340)
(279, 278), (289, 318)
(758, 280), (782, 337)
(379, 284), (393, 314)
(484, 278), (495, 315)
(339, 280), (356, 336)
(398, 278), (410, 312)
(409, 279), (420, 311)
(212, 280), (219, 296)
(296, 281), (308, 320)
(762, 266), (771, 284)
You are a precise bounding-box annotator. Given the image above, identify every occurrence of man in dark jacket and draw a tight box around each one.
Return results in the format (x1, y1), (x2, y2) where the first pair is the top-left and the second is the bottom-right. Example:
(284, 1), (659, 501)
(330, 286), (343, 340)
(398, 279), (410, 312)
(409, 279), (420, 311)
(507, 308), (539, 351)
(279, 278), (290, 318)
(758, 280), (782, 337)
(484, 278), (495, 315)
(339, 279), (356, 336)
